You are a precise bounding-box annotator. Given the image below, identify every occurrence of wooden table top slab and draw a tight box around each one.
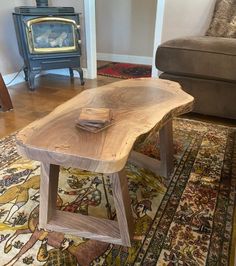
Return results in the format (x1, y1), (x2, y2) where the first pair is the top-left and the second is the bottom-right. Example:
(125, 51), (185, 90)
(16, 78), (194, 173)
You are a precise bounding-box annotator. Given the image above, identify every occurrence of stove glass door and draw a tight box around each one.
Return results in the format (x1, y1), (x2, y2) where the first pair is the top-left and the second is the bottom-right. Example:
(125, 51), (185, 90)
(26, 17), (80, 54)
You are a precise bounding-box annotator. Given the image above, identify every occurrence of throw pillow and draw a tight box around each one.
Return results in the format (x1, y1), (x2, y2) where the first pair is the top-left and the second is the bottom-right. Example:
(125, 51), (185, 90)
(206, 0), (236, 38)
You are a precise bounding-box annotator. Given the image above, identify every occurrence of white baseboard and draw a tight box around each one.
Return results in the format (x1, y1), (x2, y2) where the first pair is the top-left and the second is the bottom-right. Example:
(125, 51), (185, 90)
(97, 53), (152, 65)
(3, 68), (88, 87)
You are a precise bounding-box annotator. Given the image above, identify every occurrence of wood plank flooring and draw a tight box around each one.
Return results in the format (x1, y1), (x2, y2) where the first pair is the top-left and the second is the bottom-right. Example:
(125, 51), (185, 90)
(0, 74), (118, 138)
(0, 73), (235, 265)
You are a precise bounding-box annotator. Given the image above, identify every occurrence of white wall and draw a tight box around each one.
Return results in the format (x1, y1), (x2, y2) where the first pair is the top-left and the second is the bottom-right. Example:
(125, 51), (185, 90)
(0, 2), (22, 75)
(96, 0), (216, 65)
(161, 0), (216, 42)
(96, 0), (157, 64)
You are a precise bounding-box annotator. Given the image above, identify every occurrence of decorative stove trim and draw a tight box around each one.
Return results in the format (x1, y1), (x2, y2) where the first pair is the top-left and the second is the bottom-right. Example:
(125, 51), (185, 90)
(26, 17), (80, 54)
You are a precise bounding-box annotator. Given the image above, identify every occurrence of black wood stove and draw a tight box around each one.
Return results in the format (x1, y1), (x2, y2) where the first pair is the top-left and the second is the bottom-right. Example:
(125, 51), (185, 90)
(13, 0), (84, 90)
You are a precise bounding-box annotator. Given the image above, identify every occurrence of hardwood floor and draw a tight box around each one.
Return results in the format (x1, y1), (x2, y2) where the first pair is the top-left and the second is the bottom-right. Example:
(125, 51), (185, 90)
(0, 74), (118, 138)
(0, 73), (236, 264)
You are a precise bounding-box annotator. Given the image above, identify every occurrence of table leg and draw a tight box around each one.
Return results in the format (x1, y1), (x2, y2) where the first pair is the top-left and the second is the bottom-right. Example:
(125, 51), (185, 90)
(159, 120), (174, 177)
(111, 169), (134, 246)
(129, 120), (174, 178)
(39, 163), (60, 229)
(38, 166), (133, 246)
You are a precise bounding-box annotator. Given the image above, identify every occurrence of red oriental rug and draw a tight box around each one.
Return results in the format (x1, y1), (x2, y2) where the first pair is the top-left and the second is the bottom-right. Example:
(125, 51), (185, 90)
(97, 62), (152, 79)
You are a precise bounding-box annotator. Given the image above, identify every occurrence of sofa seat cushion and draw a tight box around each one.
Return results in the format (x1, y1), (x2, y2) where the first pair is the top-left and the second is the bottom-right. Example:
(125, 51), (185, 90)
(156, 36), (236, 82)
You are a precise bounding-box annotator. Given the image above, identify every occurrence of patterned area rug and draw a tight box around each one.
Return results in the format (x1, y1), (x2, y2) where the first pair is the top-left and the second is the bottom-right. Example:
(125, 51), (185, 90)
(97, 63), (152, 79)
(0, 118), (235, 266)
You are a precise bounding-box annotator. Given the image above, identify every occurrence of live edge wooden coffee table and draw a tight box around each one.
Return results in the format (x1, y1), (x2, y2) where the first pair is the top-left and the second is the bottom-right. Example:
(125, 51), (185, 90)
(16, 78), (194, 247)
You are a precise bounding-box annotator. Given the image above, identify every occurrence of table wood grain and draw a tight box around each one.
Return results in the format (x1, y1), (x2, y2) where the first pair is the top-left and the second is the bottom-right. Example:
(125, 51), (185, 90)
(16, 78), (194, 174)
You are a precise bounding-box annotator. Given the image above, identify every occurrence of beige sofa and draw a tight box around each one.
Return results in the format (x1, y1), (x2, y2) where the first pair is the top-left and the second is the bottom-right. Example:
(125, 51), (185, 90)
(156, 36), (236, 119)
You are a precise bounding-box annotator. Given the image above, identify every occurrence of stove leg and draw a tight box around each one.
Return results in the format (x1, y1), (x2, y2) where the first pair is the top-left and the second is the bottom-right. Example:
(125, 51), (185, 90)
(70, 67), (85, 86)
(28, 70), (39, 91)
(23, 67), (28, 82)
(69, 68), (74, 79)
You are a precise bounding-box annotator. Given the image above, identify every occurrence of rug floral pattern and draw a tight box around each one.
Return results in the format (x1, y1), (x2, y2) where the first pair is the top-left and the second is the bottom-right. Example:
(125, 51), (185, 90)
(0, 118), (235, 266)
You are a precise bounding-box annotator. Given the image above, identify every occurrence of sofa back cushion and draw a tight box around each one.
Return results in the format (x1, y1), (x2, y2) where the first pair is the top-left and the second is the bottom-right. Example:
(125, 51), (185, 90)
(206, 0), (236, 37)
